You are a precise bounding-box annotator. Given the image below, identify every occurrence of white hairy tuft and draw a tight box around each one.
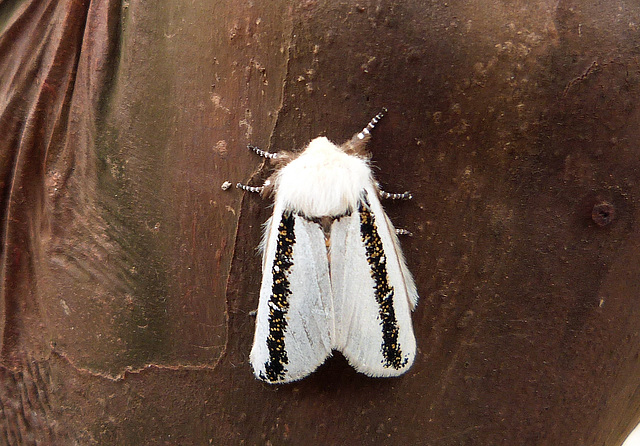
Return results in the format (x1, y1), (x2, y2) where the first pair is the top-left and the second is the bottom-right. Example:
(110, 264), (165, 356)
(273, 137), (373, 217)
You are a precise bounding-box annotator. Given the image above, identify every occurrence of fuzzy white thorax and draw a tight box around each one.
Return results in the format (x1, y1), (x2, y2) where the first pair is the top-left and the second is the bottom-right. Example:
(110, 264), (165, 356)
(273, 137), (373, 218)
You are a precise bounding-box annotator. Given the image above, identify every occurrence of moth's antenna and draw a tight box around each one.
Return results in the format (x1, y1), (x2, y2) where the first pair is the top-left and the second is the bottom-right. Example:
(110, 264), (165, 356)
(357, 107), (387, 140)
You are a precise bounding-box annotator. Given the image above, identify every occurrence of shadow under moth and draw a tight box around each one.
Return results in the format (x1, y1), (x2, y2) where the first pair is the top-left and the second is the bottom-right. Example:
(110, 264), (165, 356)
(238, 109), (419, 384)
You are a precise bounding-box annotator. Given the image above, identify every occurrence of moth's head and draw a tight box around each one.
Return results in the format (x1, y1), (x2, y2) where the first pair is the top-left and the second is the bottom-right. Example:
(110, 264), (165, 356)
(271, 136), (373, 217)
(302, 136), (344, 155)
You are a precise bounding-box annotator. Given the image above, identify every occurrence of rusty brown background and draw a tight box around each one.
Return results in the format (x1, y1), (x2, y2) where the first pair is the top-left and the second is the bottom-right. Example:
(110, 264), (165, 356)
(2, 0), (640, 444)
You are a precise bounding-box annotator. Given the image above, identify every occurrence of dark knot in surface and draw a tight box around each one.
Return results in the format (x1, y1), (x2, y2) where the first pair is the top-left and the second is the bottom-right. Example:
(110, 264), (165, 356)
(591, 201), (615, 227)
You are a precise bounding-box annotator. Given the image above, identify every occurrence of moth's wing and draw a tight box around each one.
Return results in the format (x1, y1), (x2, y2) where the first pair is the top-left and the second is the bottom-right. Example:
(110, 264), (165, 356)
(250, 204), (333, 384)
(330, 187), (417, 377)
(366, 186), (419, 310)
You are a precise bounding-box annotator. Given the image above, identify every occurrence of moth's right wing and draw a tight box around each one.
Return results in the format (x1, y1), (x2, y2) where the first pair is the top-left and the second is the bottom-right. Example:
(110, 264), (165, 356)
(250, 203), (333, 383)
(329, 190), (417, 377)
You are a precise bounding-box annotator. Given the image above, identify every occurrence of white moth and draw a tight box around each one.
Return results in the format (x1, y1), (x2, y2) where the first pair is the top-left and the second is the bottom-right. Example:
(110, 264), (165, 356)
(238, 109), (418, 384)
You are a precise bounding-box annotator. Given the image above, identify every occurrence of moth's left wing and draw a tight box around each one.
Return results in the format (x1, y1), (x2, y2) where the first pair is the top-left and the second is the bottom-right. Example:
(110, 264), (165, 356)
(329, 187), (417, 377)
(250, 205), (333, 384)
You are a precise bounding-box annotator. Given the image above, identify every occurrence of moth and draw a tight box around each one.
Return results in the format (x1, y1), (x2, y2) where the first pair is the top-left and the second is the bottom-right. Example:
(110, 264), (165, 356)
(238, 109), (418, 384)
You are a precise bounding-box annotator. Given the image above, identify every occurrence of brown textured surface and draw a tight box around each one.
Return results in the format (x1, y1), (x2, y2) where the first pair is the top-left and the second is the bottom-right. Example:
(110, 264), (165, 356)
(2, 0), (640, 444)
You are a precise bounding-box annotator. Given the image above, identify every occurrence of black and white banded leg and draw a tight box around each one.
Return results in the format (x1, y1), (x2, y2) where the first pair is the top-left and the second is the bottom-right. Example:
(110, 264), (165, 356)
(357, 107), (388, 140)
(379, 190), (413, 200)
(380, 186), (413, 235)
(248, 144), (279, 159)
(236, 183), (264, 193)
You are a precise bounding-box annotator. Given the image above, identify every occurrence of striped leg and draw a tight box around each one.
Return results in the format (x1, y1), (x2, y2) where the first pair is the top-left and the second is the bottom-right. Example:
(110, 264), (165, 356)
(382, 187), (412, 235)
(236, 183), (264, 193)
(248, 144), (279, 159)
(380, 190), (412, 200)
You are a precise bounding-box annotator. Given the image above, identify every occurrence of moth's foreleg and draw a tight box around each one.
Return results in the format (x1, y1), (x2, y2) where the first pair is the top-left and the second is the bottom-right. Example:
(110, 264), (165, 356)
(236, 182), (264, 193)
(248, 144), (279, 159)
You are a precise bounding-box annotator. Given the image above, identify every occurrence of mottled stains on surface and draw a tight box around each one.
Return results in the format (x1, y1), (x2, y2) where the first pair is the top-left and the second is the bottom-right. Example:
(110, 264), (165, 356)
(2, 0), (640, 444)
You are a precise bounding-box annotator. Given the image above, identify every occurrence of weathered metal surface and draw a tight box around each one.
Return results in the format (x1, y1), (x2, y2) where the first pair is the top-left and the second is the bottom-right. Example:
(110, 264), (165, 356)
(1, 0), (640, 444)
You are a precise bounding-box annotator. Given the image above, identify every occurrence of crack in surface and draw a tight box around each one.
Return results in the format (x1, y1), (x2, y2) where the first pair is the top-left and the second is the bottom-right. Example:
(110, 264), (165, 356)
(48, 346), (222, 382)
(220, 5), (296, 369)
(562, 58), (621, 96)
(267, 11), (295, 152)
